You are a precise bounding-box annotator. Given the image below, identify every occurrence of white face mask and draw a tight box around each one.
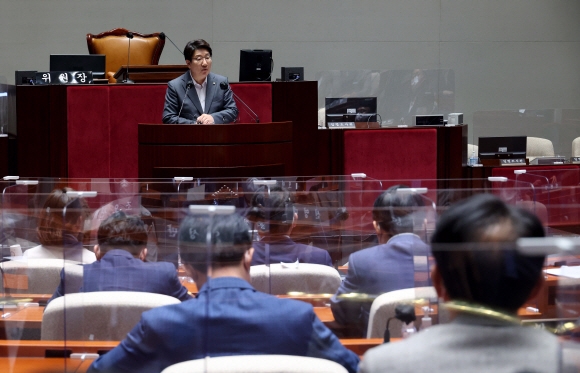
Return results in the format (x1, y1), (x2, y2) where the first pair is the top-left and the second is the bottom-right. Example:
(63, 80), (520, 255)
(412, 76), (420, 86)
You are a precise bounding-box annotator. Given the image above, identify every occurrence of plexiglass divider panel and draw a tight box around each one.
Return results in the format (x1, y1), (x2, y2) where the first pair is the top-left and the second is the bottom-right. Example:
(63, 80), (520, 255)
(472, 109), (580, 160)
(316, 69), (455, 128)
(1, 176), (579, 371)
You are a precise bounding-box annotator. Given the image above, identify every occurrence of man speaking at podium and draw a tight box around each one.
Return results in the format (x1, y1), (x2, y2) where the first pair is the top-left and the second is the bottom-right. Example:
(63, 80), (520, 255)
(162, 39), (238, 124)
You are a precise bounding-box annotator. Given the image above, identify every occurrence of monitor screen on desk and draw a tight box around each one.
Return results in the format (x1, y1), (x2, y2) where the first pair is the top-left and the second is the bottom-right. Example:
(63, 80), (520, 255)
(325, 97), (377, 127)
(50, 54), (106, 79)
(478, 136), (527, 159)
(239, 50), (272, 82)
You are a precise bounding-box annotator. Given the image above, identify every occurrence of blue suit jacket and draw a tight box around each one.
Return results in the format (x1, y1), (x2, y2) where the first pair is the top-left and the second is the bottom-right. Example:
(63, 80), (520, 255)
(162, 72), (238, 124)
(48, 249), (191, 303)
(331, 234), (430, 333)
(251, 237), (333, 267)
(88, 277), (359, 373)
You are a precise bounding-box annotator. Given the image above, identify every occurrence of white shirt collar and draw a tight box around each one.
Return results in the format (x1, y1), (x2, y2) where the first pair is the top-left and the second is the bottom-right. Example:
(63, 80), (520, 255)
(190, 72), (207, 88)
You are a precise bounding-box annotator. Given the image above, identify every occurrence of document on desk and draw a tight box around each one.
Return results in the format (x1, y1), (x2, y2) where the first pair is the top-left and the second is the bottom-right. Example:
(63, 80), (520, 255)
(545, 266), (580, 279)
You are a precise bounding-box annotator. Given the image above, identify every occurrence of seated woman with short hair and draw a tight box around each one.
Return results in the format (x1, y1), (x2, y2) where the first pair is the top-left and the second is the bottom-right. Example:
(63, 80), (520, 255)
(23, 187), (96, 263)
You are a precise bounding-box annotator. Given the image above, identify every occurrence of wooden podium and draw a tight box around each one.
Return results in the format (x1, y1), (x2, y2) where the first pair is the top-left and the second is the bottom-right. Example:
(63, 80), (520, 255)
(138, 122), (293, 178)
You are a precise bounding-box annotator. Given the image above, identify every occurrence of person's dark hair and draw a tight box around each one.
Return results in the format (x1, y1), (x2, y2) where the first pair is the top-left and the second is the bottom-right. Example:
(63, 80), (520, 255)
(183, 39), (212, 61)
(247, 185), (294, 234)
(179, 213), (252, 272)
(430, 193), (546, 313)
(97, 211), (148, 256)
(372, 184), (424, 236)
(37, 187), (87, 246)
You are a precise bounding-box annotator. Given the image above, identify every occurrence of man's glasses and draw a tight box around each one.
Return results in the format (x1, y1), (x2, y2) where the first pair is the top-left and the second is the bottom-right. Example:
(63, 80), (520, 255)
(192, 56), (212, 63)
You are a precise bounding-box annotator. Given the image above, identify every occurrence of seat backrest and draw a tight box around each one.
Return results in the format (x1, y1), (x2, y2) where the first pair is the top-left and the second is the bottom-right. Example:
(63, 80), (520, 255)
(526, 137), (555, 157)
(366, 286), (437, 339)
(572, 137), (580, 157)
(161, 354), (348, 373)
(0, 259), (83, 294)
(86, 28), (165, 77)
(250, 263), (341, 295)
(41, 291), (179, 340)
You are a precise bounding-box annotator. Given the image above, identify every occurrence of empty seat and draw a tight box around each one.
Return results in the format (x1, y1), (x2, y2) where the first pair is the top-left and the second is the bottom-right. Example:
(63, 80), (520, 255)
(526, 137), (555, 158)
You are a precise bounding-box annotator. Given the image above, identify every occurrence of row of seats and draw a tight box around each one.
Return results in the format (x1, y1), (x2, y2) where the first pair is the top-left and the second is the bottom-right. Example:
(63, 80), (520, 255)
(40, 287), (432, 341)
(469, 136), (580, 159)
(0, 260), (342, 295)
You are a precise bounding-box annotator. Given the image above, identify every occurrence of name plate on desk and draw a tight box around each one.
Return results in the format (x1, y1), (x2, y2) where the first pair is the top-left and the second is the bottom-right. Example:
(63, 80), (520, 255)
(35, 71), (93, 85)
(482, 158), (528, 167)
(500, 158), (527, 166)
(327, 122), (381, 129)
(570, 157), (580, 164)
(327, 122), (356, 129)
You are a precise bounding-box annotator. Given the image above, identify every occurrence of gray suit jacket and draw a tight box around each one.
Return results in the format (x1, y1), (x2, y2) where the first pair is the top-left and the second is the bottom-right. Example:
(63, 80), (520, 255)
(359, 313), (563, 373)
(162, 72), (238, 124)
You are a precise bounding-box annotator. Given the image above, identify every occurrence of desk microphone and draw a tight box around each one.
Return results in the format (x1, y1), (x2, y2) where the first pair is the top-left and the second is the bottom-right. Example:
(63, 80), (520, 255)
(178, 82), (193, 120)
(219, 81), (259, 123)
(124, 32), (135, 84)
(159, 32), (184, 56)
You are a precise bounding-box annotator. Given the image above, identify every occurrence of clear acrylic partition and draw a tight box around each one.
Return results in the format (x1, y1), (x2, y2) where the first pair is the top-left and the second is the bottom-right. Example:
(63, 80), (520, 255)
(316, 69), (455, 127)
(471, 109), (580, 159)
(1, 177), (579, 370)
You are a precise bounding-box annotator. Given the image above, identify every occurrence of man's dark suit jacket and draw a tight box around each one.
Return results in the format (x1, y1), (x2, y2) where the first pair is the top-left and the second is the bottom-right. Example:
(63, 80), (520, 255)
(251, 237), (333, 267)
(330, 234), (430, 334)
(162, 72), (238, 124)
(88, 277), (359, 373)
(48, 249), (192, 303)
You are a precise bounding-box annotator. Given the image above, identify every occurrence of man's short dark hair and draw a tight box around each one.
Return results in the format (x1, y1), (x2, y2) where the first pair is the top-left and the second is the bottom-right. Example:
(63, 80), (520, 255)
(183, 39), (212, 61)
(372, 184), (424, 236)
(97, 211), (148, 256)
(430, 194), (546, 313)
(179, 213), (252, 272)
(247, 185), (294, 234)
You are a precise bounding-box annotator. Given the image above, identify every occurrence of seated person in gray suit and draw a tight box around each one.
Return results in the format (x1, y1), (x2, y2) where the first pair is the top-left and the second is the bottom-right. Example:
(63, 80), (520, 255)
(331, 185), (430, 335)
(88, 212), (359, 373)
(359, 194), (563, 373)
(162, 39), (238, 124)
(48, 211), (191, 303)
(247, 185), (333, 267)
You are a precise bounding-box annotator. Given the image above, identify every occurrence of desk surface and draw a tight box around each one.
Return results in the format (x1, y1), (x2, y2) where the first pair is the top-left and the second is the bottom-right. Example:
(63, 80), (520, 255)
(0, 357), (94, 373)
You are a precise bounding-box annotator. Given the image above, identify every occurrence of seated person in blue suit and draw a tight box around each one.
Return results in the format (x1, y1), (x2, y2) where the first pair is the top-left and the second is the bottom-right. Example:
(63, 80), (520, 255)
(88, 212), (359, 373)
(162, 39), (238, 124)
(331, 185), (430, 335)
(359, 194), (565, 373)
(48, 211), (191, 303)
(247, 185), (333, 267)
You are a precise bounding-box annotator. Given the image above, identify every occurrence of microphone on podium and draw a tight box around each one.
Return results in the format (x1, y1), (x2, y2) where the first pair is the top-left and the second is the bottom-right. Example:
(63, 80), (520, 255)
(219, 81), (260, 123)
(123, 32), (135, 84)
(178, 82), (194, 120)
